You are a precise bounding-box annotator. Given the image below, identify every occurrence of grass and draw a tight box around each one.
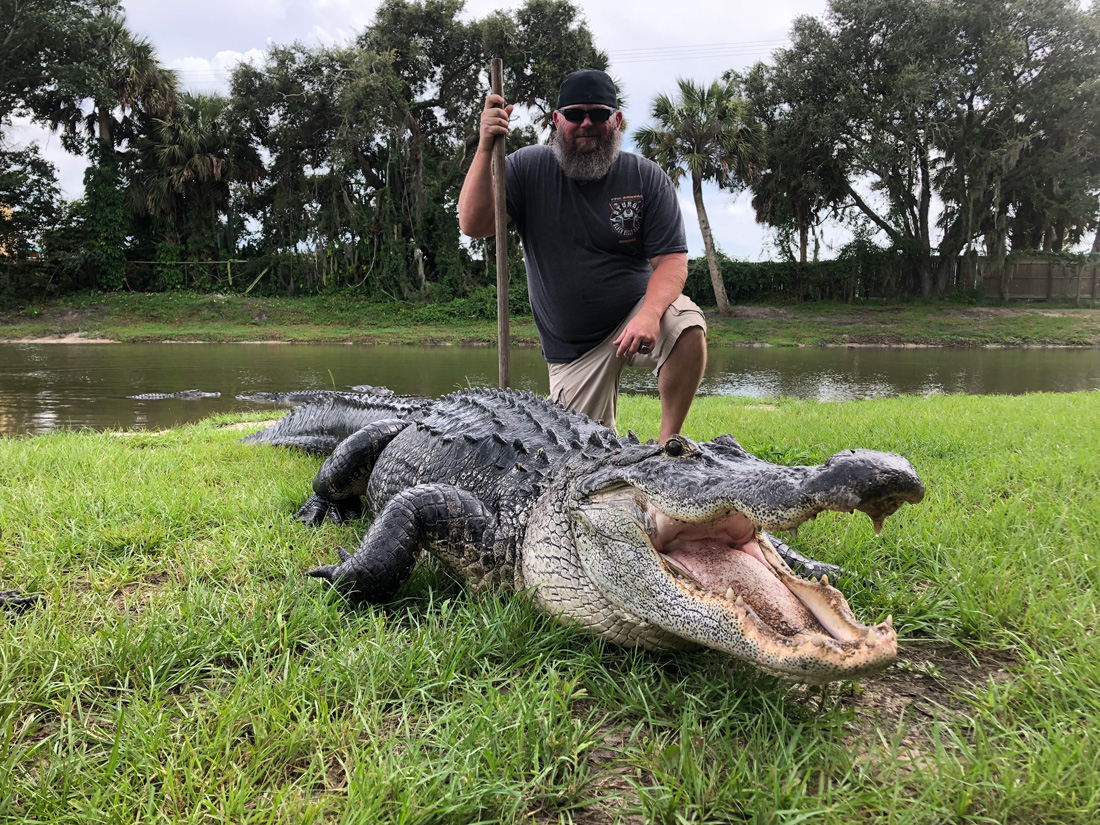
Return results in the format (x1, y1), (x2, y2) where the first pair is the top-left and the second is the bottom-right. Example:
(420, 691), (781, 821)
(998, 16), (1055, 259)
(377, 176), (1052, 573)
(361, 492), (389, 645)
(2, 391), (1099, 823)
(1, 291), (1099, 347)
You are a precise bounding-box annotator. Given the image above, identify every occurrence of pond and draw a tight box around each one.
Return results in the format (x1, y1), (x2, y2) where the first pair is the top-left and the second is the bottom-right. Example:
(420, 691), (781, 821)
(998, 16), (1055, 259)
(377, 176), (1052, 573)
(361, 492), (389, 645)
(1, 341), (1098, 436)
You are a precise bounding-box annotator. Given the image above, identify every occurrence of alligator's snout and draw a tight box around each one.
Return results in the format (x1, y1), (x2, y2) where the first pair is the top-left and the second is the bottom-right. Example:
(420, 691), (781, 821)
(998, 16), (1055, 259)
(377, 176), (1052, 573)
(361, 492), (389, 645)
(807, 449), (926, 533)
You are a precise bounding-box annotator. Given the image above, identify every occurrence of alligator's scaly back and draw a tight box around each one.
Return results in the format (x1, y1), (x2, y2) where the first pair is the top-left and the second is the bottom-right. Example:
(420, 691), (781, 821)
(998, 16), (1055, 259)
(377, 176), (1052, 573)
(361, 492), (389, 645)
(362, 389), (620, 513)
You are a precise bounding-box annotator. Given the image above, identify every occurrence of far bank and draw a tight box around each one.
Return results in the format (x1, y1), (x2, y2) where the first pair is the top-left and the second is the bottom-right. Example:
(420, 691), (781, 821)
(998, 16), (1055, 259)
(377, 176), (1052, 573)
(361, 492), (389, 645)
(2, 292), (1099, 348)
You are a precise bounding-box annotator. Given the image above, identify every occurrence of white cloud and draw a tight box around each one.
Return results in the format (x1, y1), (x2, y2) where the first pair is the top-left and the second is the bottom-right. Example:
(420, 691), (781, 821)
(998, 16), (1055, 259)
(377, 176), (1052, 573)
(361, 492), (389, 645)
(215, 49), (266, 72)
(5, 120), (88, 201)
(167, 49), (267, 93)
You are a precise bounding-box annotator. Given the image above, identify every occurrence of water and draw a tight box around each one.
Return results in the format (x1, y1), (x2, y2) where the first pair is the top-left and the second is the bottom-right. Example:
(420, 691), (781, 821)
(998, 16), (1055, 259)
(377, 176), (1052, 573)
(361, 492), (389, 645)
(1, 342), (1097, 436)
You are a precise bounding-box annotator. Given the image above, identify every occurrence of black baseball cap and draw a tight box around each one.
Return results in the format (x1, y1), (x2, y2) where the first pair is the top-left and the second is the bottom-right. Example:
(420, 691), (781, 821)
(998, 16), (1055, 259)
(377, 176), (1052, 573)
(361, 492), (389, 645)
(557, 69), (618, 109)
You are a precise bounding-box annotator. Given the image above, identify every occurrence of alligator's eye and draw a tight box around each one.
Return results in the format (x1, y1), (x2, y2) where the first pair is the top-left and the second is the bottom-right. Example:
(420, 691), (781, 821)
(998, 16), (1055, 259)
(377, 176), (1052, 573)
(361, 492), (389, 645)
(664, 437), (687, 457)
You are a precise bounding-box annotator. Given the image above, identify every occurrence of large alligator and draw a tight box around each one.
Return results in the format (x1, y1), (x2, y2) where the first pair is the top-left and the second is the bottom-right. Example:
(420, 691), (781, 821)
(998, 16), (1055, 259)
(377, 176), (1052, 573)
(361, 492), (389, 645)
(244, 389), (924, 683)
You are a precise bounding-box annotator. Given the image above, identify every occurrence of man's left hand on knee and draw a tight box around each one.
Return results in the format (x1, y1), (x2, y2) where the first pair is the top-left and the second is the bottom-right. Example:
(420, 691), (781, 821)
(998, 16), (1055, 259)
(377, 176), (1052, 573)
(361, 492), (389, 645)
(613, 307), (661, 359)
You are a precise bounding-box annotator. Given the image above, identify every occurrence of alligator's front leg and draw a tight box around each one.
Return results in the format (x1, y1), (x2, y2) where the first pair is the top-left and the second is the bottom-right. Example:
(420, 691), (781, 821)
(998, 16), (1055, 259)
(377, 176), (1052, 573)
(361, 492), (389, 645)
(296, 419), (410, 525)
(308, 483), (496, 604)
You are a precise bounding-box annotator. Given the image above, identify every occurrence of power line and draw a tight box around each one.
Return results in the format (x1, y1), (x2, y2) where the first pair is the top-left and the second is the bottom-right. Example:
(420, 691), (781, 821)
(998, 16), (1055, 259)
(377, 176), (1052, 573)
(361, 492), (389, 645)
(607, 39), (787, 56)
(607, 39), (787, 64)
(164, 37), (791, 79)
(612, 49), (783, 65)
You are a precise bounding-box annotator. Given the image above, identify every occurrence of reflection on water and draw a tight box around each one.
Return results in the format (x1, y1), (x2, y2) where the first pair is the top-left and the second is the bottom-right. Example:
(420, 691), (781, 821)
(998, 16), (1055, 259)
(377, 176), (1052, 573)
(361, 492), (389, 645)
(622, 346), (1100, 401)
(1, 342), (1098, 435)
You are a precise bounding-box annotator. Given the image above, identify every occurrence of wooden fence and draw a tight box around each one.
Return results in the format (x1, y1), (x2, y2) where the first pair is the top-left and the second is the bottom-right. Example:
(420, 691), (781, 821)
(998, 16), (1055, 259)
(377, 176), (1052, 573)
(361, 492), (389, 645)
(981, 258), (1100, 302)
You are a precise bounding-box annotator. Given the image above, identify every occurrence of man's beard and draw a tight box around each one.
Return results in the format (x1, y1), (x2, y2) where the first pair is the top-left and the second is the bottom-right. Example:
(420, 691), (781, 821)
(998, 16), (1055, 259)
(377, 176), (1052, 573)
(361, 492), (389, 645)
(550, 126), (623, 181)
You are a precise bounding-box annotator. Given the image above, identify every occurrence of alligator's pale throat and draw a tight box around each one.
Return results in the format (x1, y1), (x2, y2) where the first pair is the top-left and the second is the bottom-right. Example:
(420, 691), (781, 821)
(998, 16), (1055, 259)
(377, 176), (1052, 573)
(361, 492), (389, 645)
(243, 388), (923, 684)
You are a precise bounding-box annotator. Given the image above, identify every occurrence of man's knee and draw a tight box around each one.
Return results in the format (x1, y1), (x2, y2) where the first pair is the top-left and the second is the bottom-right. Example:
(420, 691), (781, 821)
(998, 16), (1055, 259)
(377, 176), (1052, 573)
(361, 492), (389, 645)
(669, 325), (707, 368)
(678, 324), (706, 350)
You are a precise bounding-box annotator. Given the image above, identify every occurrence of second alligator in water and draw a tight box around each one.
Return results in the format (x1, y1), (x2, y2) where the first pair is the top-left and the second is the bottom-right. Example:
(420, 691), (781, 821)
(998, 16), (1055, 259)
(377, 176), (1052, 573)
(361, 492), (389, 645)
(126, 389), (221, 400)
(243, 389), (925, 684)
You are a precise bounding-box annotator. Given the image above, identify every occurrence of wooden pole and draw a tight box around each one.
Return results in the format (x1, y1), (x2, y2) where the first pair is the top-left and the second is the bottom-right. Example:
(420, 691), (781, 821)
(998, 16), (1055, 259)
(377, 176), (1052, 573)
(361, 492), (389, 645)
(490, 58), (510, 389)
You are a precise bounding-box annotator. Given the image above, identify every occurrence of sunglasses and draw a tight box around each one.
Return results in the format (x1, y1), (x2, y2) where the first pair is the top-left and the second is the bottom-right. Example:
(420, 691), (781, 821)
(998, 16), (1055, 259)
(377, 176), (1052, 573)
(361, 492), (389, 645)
(557, 107), (615, 124)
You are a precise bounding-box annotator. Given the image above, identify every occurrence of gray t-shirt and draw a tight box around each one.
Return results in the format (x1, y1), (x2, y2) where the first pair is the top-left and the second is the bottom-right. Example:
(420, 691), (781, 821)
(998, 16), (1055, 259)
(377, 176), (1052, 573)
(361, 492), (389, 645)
(505, 145), (687, 363)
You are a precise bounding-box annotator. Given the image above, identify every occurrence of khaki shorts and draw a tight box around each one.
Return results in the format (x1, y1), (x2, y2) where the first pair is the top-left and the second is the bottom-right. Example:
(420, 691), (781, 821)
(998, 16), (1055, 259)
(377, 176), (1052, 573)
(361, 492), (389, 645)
(547, 294), (707, 434)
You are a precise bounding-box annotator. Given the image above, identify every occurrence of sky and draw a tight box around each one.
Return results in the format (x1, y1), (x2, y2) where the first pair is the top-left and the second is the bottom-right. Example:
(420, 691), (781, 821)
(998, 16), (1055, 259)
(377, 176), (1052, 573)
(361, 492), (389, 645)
(9, 0), (839, 259)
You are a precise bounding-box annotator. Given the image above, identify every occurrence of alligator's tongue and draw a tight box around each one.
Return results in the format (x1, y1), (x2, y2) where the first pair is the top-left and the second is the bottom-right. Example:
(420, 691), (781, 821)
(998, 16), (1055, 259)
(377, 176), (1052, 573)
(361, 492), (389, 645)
(661, 540), (820, 637)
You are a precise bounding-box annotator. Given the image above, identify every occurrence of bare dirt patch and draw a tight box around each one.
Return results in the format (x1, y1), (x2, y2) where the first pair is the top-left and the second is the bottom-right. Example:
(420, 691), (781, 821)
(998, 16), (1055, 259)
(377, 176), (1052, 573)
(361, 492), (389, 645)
(934, 307), (1100, 320)
(835, 645), (1016, 773)
(534, 720), (644, 825)
(110, 572), (173, 615)
(556, 647), (1017, 823)
(728, 306), (796, 320)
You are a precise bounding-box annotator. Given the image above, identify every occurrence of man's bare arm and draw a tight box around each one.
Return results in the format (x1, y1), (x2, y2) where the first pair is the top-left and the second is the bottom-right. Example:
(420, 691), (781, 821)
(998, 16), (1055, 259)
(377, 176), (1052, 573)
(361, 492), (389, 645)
(613, 252), (689, 358)
(458, 94), (513, 238)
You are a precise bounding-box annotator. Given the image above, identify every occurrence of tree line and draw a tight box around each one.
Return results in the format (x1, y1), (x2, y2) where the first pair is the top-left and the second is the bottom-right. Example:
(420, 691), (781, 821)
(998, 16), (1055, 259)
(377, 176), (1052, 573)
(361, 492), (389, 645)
(2, 0), (1098, 307)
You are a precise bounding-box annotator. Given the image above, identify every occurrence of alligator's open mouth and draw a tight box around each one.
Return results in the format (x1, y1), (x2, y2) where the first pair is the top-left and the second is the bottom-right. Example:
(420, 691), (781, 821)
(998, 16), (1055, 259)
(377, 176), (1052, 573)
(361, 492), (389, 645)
(653, 505), (895, 666)
(575, 488), (898, 683)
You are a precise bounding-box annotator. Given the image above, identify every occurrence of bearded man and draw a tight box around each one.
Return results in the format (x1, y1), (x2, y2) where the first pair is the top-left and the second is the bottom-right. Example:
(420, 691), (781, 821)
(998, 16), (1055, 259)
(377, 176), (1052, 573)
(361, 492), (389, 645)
(458, 69), (707, 443)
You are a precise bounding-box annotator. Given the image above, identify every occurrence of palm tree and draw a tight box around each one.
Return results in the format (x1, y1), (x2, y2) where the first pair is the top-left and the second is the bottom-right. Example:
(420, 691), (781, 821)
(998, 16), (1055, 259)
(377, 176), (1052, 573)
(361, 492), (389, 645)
(132, 92), (262, 253)
(48, 12), (177, 153)
(634, 78), (764, 314)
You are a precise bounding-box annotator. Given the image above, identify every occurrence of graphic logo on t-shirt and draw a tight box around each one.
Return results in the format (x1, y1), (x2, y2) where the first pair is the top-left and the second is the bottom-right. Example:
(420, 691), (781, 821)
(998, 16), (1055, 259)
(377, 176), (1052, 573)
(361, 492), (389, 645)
(609, 196), (643, 239)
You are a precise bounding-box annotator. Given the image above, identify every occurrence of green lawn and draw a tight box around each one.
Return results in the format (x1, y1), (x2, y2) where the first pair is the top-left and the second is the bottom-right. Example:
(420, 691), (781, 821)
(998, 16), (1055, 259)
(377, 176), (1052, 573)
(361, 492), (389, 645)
(2, 391), (1098, 823)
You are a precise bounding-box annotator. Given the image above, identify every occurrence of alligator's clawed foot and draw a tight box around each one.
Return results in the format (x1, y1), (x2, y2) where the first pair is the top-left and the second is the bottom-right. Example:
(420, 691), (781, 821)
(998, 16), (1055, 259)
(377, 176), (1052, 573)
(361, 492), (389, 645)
(307, 563), (339, 582)
(764, 531), (847, 585)
(308, 549), (362, 600)
(295, 494), (363, 526)
(1, 590), (42, 616)
(307, 549), (346, 585)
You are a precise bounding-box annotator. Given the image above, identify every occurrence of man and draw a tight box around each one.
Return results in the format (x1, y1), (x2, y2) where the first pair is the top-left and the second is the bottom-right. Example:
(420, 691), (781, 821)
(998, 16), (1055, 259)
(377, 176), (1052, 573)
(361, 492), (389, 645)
(458, 68), (707, 443)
